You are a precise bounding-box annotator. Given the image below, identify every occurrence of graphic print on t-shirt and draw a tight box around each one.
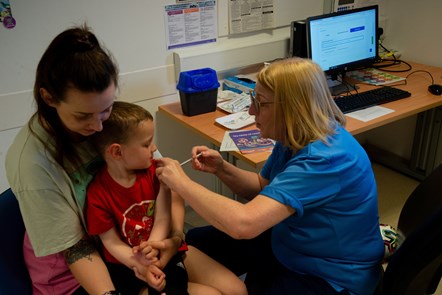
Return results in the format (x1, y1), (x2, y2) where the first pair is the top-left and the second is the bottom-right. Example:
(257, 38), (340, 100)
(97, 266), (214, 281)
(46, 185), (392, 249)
(122, 200), (155, 246)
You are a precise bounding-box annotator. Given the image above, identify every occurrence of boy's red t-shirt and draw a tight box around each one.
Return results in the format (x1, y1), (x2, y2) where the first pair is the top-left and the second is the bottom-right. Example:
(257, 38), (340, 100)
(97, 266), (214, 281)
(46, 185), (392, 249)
(86, 163), (160, 263)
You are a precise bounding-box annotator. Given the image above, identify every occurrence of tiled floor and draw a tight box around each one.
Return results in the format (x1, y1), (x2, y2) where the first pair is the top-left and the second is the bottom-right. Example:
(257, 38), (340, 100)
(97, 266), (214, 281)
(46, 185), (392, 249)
(373, 162), (419, 227)
(373, 163), (441, 294)
(184, 162), (441, 294)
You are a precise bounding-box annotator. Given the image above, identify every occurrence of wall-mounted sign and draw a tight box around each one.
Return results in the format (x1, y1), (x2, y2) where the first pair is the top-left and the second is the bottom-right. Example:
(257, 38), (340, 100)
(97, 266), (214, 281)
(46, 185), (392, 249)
(164, 1), (217, 50)
(229, 0), (274, 34)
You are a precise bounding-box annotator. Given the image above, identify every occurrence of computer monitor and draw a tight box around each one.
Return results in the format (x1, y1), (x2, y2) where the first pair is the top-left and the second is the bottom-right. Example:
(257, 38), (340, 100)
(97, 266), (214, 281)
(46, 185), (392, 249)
(306, 5), (378, 93)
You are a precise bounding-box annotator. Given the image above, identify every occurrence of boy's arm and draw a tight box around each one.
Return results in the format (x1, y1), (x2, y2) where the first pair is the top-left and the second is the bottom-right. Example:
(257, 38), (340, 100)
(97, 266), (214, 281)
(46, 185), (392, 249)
(170, 190), (186, 242)
(134, 191), (184, 269)
(100, 228), (168, 289)
(99, 227), (151, 278)
(148, 184), (172, 242)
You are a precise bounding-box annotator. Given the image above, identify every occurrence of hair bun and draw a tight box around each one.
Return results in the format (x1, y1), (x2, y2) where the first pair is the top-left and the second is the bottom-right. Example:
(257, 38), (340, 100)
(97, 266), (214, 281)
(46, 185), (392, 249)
(73, 32), (99, 52)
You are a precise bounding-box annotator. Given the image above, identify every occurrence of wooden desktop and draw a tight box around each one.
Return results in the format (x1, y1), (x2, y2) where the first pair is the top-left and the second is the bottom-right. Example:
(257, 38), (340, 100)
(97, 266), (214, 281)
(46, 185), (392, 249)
(158, 61), (442, 168)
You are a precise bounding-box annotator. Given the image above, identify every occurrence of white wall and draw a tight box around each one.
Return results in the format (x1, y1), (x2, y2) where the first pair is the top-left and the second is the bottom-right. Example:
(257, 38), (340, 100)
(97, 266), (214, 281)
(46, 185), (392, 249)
(3, 0), (442, 192)
(0, 0), (325, 192)
(384, 0), (442, 68)
(358, 0), (442, 161)
(0, 0), (180, 192)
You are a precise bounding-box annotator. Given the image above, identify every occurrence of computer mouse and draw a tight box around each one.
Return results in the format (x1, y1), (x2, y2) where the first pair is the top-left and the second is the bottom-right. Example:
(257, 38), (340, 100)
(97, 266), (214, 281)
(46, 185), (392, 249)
(428, 84), (442, 96)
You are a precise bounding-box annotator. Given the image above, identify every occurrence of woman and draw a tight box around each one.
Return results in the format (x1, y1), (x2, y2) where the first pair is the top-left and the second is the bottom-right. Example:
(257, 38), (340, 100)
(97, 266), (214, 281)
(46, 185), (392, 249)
(155, 58), (385, 295)
(6, 24), (118, 295)
(6, 24), (246, 295)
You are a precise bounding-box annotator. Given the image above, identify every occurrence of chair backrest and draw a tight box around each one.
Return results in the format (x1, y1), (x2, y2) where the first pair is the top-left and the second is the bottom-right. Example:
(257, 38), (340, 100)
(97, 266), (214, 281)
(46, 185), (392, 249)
(398, 163), (442, 237)
(381, 164), (442, 295)
(0, 188), (32, 294)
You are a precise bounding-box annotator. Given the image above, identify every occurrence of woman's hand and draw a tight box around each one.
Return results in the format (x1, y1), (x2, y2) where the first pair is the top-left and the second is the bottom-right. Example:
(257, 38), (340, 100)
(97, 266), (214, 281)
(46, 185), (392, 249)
(191, 146), (224, 175)
(155, 158), (192, 192)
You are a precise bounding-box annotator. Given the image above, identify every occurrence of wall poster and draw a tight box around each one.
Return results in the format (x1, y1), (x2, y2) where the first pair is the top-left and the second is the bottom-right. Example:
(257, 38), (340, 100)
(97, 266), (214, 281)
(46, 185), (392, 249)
(229, 0), (274, 34)
(164, 1), (217, 50)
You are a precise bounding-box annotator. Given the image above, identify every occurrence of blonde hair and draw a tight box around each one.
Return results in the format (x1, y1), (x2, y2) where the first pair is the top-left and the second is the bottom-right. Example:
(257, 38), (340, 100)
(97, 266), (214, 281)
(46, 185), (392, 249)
(257, 57), (346, 150)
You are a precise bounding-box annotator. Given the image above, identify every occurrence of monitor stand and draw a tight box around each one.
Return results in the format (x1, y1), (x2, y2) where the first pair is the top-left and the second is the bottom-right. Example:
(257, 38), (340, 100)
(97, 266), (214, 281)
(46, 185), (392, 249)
(326, 74), (359, 96)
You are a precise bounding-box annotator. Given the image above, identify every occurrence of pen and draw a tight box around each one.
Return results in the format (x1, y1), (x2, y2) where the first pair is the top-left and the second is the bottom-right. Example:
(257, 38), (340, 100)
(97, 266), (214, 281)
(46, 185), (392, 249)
(180, 152), (203, 166)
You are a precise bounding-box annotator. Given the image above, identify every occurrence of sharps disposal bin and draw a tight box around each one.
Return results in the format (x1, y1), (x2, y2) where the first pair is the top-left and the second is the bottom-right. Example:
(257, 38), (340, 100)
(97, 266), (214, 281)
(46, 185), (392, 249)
(176, 68), (220, 116)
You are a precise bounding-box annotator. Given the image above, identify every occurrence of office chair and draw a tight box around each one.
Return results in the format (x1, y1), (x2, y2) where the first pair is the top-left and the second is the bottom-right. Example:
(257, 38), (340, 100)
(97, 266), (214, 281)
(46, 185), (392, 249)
(0, 188), (32, 294)
(374, 164), (442, 295)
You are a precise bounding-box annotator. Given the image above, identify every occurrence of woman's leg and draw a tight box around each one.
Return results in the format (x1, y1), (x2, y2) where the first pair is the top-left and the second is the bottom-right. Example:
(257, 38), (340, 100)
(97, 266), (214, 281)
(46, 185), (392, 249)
(184, 246), (248, 295)
(187, 227), (343, 294)
(247, 263), (345, 295)
(188, 282), (222, 295)
(186, 225), (272, 276)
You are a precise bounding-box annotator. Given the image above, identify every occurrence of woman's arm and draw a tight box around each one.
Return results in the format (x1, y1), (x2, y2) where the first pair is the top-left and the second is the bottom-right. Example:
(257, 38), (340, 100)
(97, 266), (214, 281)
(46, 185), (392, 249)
(191, 146), (265, 199)
(64, 237), (116, 295)
(156, 157), (295, 239)
(214, 158), (266, 199)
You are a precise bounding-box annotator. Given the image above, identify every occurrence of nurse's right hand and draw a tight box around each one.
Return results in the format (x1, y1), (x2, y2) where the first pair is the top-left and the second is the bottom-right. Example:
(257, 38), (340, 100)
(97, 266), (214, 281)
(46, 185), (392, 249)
(191, 146), (225, 175)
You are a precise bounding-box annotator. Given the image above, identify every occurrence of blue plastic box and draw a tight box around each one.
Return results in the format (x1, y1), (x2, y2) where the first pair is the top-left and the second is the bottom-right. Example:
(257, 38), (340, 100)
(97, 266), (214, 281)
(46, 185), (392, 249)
(222, 76), (256, 94)
(176, 68), (220, 116)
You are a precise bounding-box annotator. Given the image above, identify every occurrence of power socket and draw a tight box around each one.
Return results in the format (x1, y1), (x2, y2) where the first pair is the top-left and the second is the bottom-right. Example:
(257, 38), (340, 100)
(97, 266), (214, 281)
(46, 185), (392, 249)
(379, 50), (402, 60)
(391, 50), (402, 59)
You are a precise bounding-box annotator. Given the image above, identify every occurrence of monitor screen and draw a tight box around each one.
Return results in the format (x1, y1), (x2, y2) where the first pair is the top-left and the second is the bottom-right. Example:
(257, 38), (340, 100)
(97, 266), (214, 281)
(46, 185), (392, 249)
(306, 5), (378, 79)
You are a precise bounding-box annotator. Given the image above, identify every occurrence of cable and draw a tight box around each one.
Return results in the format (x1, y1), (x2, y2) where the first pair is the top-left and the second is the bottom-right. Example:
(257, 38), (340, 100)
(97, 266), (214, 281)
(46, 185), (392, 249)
(374, 42), (413, 72)
(405, 70), (435, 85)
(373, 57), (413, 72)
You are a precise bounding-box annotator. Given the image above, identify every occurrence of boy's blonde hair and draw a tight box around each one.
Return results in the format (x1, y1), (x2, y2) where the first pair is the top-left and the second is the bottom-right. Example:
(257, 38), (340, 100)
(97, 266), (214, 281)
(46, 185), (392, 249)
(92, 101), (153, 155)
(257, 57), (346, 150)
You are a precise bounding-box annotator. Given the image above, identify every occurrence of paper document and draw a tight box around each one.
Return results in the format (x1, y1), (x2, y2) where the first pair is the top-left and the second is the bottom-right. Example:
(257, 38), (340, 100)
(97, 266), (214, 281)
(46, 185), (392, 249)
(164, 1), (217, 50)
(220, 131), (239, 152)
(228, 0), (274, 34)
(346, 106), (395, 122)
(215, 112), (255, 130)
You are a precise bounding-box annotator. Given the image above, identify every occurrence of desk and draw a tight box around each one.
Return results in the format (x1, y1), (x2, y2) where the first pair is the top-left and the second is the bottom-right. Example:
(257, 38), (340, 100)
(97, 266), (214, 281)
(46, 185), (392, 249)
(159, 61), (442, 169)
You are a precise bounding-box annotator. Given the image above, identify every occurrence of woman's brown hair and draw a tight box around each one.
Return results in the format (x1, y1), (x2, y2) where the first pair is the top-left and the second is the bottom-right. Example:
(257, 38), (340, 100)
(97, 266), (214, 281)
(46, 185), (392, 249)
(31, 24), (119, 168)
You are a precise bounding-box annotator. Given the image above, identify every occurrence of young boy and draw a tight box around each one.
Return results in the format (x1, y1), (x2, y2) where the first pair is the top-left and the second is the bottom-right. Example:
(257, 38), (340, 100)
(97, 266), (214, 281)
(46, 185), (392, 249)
(86, 101), (188, 295)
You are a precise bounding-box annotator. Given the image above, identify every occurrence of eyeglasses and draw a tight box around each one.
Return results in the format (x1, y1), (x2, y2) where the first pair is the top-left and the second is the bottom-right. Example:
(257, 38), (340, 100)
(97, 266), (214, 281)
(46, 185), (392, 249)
(249, 90), (274, 114)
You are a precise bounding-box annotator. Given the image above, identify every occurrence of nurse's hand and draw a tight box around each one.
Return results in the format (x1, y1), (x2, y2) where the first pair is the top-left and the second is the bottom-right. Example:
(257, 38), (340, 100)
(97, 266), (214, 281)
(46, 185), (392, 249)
(191, 146), (225, 175)
(155, 157), (192, 192)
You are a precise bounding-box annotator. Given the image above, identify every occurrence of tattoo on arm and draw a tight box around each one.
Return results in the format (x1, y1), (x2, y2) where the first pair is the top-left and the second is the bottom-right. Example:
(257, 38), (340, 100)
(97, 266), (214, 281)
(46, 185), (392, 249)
(63, 238), (96, 265)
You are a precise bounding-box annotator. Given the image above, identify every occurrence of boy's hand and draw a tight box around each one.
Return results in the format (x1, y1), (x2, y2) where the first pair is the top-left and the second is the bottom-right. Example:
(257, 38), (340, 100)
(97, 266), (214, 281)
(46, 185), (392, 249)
(133, 264), (166, 291)
(133, 241), (159, 265)
(146, 265), (166, 292)
(146, 236), (182, 269)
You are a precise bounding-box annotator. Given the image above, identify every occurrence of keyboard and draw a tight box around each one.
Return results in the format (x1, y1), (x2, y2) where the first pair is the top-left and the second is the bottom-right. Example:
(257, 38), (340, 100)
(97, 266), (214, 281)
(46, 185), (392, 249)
(334, 86), (411, 114)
